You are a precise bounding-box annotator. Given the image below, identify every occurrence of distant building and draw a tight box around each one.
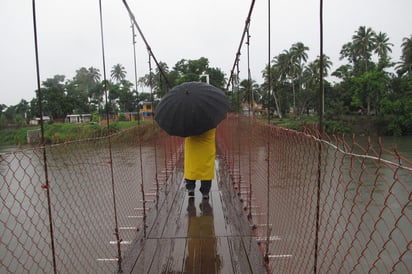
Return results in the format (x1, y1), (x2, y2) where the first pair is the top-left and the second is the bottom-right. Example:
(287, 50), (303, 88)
(29, 116), (51, 125)
(241, 102), (263, 116)
(65, 114), (92, 123)
(139, 101), (154, 120)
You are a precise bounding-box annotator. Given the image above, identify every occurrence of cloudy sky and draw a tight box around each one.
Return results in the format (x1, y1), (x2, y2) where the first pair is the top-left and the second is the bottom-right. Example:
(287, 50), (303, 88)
(1, 0), (411, 106)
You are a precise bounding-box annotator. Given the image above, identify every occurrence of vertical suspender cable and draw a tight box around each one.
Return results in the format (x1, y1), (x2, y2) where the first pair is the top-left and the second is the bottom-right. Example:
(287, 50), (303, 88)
(130, 16), (147, 236)
(236, 62), (241, 194)
(265, 0), (272, 265)
(148, 55), (159, 189)
(31, 1), (57, 273)
(97, 1), (122, 272)
(246, 28), (253, 116)
(245, 26), (253, 220)
(130, 18), (140, 125)
(314, 0), (324, 273)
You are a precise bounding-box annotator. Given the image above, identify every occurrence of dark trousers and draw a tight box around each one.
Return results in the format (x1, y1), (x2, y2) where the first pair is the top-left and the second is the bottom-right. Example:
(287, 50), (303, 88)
(185, 179), (211, 195)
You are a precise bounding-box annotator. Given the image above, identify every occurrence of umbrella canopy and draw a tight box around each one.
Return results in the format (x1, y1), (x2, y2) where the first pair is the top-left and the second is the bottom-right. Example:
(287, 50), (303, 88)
(154, 81), (229, 137)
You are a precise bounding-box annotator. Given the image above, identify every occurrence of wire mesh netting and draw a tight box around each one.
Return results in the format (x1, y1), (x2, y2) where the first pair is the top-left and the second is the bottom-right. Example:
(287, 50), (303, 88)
(1, 125), (183, 273)
(216, 114), (411, 274)
(1, 117), (411, 273)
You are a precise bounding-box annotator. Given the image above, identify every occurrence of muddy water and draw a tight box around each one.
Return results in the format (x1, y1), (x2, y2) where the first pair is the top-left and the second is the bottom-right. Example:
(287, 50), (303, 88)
(0, 142), (168, 273)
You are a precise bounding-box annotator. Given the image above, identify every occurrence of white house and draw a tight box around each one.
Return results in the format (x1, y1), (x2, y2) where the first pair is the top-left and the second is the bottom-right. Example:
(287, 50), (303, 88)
(29, 116), (51, 125)
(65, 114), (92, 123)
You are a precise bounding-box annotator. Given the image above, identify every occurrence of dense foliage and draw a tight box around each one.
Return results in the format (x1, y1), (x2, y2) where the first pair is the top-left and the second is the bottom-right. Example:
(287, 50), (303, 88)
(1, 26), (411, 136)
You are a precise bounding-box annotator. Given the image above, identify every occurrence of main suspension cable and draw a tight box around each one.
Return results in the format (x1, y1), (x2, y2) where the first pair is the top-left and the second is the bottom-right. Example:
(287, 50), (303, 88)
(226, 0), (256, 90)
(122, 0), (171, 89)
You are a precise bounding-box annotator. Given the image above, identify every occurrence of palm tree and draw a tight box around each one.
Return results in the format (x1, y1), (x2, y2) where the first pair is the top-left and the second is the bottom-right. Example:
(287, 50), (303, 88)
(397, 35), (412, 75)
(352, 26), (376, 73)
(273, 50), (291, 82)
(139, 61), (170, 98)
(374, 32), (393, 68)
(111, 64), (127, 83)
(239, 79), (260, 105)
(340, 42), (356, 64)
(73, 67), (101, 110)
(303, 55), (332, 115)
(262, 64), (283, 119)
(88, 67), (101, 84)
(290, 42), (309, 113)
(273, 50), (296, 113)
(313, 55), (332, 77)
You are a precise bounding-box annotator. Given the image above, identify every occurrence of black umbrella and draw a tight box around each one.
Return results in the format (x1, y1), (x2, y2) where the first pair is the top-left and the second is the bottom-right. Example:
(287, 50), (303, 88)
(154, 81), (229, 137)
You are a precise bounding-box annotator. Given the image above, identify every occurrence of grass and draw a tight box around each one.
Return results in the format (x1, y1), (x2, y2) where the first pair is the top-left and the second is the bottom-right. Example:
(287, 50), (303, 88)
(0, 120), (152, 146)
(268, 115), (319, 131)
(0, 114), (386, 146)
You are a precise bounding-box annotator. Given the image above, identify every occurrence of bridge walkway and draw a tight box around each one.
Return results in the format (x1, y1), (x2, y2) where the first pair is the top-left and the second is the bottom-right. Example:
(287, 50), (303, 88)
(121, 161), (266, 273)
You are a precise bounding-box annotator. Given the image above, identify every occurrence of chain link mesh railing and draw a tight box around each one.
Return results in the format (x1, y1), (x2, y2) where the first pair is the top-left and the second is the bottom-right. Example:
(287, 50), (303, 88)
(1, 117), (411, 273)
(216, 114), (411, 274)
(1, 124), (183, 273)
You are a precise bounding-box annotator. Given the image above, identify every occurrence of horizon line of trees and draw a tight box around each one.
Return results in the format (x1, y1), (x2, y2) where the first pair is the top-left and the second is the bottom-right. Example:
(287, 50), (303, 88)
(1, 26), (411, 135)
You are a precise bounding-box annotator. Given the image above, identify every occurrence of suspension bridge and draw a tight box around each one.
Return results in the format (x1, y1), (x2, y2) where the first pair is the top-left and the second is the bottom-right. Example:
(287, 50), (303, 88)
(1, 1), (411, 273)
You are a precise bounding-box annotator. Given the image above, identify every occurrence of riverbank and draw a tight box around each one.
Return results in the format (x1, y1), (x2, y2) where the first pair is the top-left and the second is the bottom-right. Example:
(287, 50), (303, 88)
(0, 115), (409, 146)
(0, 120), (155, 146)
(269, 114), (409, 136)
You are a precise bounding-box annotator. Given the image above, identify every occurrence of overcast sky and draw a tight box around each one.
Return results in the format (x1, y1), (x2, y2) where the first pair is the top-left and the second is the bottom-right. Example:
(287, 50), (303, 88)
(1, 0), (411, 106)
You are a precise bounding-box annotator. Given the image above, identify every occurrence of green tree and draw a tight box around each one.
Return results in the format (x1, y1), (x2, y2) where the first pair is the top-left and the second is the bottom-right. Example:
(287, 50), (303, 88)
(374, 32), (393, 69)
(117, 80), (136, 112)
(397, 35), (412, 76)
(302, 55), (332, 115)
(68, 67), (102, 113)
(111, 64), (127, 83)
(262, 64), (282, 118)
(0, 104), (6, 116)
(39, 75), (68, 119)
(139, 57), (226, 99)
(340, 26), (394, 114)
(238, 79), (261, 106)
(139, 61), (171, 98)
(352, 69), (388, 115)
(290, 42), (309, 113)
(173, 57), (211, 84)
(15, 100), (29, 118)
(262, 59), (292, 118)
(206, 67), (225, 90)
(351, 26), (376, 73)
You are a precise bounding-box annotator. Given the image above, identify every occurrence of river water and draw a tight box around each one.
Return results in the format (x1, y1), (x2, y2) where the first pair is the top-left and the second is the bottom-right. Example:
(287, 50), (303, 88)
(0, 135), (411, 273)
(2, 136), (411, 159)
(0, 141), (167, 273)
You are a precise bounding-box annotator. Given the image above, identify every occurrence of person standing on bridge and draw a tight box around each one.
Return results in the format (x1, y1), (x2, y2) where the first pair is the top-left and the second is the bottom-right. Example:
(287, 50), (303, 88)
(154, 82), (228, 199)
(184, 128), (216, 199)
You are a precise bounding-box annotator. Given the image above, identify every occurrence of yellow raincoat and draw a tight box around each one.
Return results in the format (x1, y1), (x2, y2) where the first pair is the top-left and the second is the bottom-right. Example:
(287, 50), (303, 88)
(184, 128), (216, 180)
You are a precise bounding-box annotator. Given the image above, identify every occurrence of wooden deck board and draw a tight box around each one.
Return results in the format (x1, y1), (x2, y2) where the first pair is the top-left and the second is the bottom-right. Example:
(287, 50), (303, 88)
(122, 160), (266, 273)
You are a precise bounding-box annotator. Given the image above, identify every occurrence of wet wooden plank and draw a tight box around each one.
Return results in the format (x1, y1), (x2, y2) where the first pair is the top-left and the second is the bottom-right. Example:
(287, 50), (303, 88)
(226, 236), (253, 274)
(125, 238), (159, 273)
(122, 160), (267, 273)
(147, 238), (186, 274)
(217, 167), (267, 273)
(161, 186), (193, 239)
(121, 169), (183, 272)
(147, 183), (185, 238)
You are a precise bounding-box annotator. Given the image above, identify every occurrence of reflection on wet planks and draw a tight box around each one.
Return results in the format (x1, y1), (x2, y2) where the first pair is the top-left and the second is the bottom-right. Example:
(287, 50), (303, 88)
(122, 173), (266, 274)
